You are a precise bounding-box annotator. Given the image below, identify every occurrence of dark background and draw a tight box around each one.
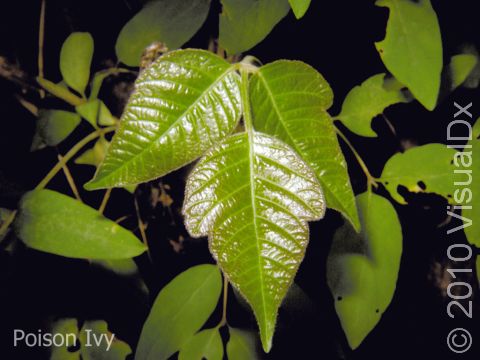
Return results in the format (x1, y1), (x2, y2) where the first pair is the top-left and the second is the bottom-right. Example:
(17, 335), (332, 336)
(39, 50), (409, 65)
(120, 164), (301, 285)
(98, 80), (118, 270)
(0, 0), (479, 359)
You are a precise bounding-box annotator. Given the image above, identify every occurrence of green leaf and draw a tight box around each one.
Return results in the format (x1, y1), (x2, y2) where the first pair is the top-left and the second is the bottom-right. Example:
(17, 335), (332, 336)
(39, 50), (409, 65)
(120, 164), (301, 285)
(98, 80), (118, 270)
(79, 320), (132, 360)
(463, 118), (479, 247)
(116, 0), (211, 66)
(15, 190), (146, 259)
(380, 144), (457, 204)
(49, 318), (80, 360)
(289, 0), (311, 19)
(178, 328), (223, 360)
(136, 264), (222, 360)
(32, 110), (81, 148)
(448, 54), (478, 91)
(219, 0), (291, 55)
(327, 192), (402, 349)
(85, 50), (241, 190)
(249, 60), (360, 231)
(375, 0), (442, 110)
(227, 327), (260, 360)
(183, 131), (325, 351)
(337, 73), (408, 137)
(76, 99), (115, 128)
(60, 32), (94, 95)
(75, 137), (110, 167)
(90, 68), (131, 100)
(92, 258), (139, 276)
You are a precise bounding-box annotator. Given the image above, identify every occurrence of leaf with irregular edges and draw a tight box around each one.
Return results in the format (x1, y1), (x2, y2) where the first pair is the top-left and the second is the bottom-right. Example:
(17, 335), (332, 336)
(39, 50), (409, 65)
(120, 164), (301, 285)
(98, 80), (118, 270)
(381, 144), (457, 204)
(375, 0), (442, 110)
(338, 73), (408, 137)
(79, 320), (132, 360)
(219, 0), (291, 55)
(250, 60), (359, 231)
(33, 110), (81, 148)
(289, 0), (311, 19)
(136, 264), (222, 360)
(463, 118), (479, 247)
(183, 131), (325, 351)
(227, 327), (260, 360)
(178, 328), (223, 360)
(85, 50), (241, 190)
(327, 192), (402, 349)
(116, 0), (211, 66)
(60, 32), (94, 95)
(448, 54), (478, 91)
(14, 190), (146, 259)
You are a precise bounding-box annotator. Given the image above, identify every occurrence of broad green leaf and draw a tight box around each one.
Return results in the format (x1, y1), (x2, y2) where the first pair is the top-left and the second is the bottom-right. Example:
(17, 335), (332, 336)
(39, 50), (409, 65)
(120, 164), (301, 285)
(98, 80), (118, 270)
(380, 144), (457, 204)
(76, 99), (115, 128)
(337, 73), (408, 137)
(60, 32), (94, 95)
(250, 60), (359, 231)
(327, 192), (402, 349)
(183, 132), (325, 351)
(33, 110), (81, 148)
(15, 190), (146, 259)
(75, 137), (110, 167)
(136, 264), (222, 360)
(375, 0), (442, 110)
(448, 54), (478, 91)
(116, 0), (211, 66)
(178, 328), (223, 360)
(219, 0), (291, 55)
(227, 328), (260, 360)
(79, 320), (132, 360)
(85, 50), (241, 190)
(463, 118), (479, 247)
(49, 318), (80, 360)
(289, 0), (311, 19)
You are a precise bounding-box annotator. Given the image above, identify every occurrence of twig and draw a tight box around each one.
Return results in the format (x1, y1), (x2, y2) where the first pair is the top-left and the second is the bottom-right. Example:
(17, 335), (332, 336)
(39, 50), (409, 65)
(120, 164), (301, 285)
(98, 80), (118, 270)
(134, 196), (151, 261)
(58, 154), (82, 201)
(218, 274), (229, 327)
(38, 0), (46, 98)
(98, 188), (112, 214)
(0, 210), (17, 241)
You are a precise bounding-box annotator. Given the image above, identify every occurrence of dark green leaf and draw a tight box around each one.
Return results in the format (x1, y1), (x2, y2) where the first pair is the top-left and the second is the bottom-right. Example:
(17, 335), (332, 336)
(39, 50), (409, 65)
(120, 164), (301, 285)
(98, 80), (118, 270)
(136, 264), (222, 360)
(289, 0), (311, 19)
(85, 50), (241, 190)
(178, 328), (223, 360)
(15, 190), (146, 259)
(227, 327), (260, 360)
(33, 110), (81, 148)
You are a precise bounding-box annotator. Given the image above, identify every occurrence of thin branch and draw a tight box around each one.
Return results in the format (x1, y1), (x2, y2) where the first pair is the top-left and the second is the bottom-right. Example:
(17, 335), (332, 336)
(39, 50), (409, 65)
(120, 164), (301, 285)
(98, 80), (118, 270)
(134, 196), (152, 261)
(98, 188), (112, 214)
(0, 210), (17, 241)
(218, 274), (229, 327)
(58, 154), (82, 201)
(38, 0), (46, 98)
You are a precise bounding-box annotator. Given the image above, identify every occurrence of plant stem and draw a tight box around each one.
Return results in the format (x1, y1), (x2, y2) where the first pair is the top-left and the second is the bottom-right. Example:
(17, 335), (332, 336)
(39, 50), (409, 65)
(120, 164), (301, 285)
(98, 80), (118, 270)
(58, 155), (82, 201)
(134, 196), (152, 262)
(98, 188), (112, 214)
(219, 274), (229, 327)
(37, 77), (86, 106)
(0, 210), (17, 240)
(240, 69), (254, 133)
(38, 0), (46, 98)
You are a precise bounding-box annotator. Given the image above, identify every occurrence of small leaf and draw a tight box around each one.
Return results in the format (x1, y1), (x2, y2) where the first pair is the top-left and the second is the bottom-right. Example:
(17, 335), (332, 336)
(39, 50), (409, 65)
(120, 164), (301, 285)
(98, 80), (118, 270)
(289, 0), (311, 19)
(116, 0), (211, 66)
(85, 50), (241, 190)
(60, 32), (94, 95)
(75, 137), (110, 167)
(183, 132), (325, 351)
(448, 54), (478, 91)
(178, 328), (223, 360)
(227, 327), (260, 360)
(15, 190), (146, 259)
(49, 318), (79, 360)
(79, 320), (132, 360)
(380, 144), (457, 204)
(93, 258), (139, 276)
(33, 110), (81, 148)
(463, 118), (479, 247)
(337, 73), (408, 137)
(327, 192), (402, 349)
(219, 0), (291, 55)
(76, 99), (115, 128)
(136, 264), (222, 360)
(375, 0), (442, 110)
(250, 60), (360, 231)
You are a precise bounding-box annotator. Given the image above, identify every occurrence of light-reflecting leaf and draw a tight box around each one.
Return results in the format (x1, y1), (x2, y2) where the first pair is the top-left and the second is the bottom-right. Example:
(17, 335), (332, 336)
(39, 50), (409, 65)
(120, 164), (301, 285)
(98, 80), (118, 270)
(33, 110), (81, 148)
(183, 132), (325, 351)
(327, 192), (402, 349)
(85, 50), (241, 190)
(79, 320), (132, 360)
(219, 0), (291, 55)
(375, 0), (442, 110)
(337, 73), (408, 137)
(60, 32), (94, 95)
(15, 190), (146, 259)
(178, 328), (223, 360)
(75, 137), (110, 167)
(289, 0), (311, 19)
(448, 54), (478, 91)
(463, 118), (479, 247)
(250, 60), (359, 231)
(380, 144), (456, 204)
(136, 264), (222, 360)
(76, 100), (115, 128)
(227, 327), (260, 360)
(116, 0), (211, 66)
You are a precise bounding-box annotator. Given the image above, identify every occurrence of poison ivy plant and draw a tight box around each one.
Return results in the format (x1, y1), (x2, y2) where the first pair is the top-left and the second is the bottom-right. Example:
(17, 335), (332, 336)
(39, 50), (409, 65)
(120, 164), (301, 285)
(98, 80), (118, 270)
(227, 328), (260, 360)
(463, 118), (479, 247)
(178, 328), (224, 360)
(32, 110), (81, 149)
(76, 99), (115, 128)
(289, 0), (312, 19)
(327, 192), (402, 349)
(375, 0), (442, 110)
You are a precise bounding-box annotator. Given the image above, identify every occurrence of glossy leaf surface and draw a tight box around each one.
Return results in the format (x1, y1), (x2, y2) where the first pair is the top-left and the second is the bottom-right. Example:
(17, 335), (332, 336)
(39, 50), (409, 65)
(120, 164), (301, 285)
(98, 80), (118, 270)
(33, 110), (81, 147)
(338, 73), (408, 137)
(463, 118), (479, 247)
(289, 0), (311, 19)
(227, 327), (260, 360)
(183, 131), (325, 351)
(219, 0), (290, 55)
(15, 190), (146, 259)
(136, 264), (222, 360)
(85, 50), (241, 190)
(375, 0), (442, 110)
(178, 328), (223, 360)
(250, 60), (359, 230)
(381, 144), (456, 204)
(60, 32), (94, 95)
(116, 0), (211, 66)
(448, 54), (478, 91)
(327, 192), (402, 349)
